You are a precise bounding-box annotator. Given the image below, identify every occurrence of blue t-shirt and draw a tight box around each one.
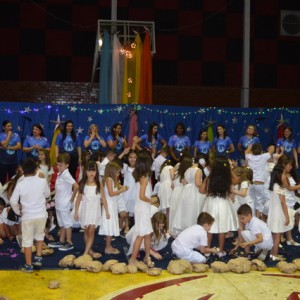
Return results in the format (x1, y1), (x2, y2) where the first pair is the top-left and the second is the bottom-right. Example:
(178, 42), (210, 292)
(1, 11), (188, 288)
(214, 136), (233, 157)
(238, 136), (260, 151)
(0, 132), (21, 164)
(276, 138), (296, 157)
(56, 133), (81, 155)
(23, 136), (50, 157)
(84, 135), (106, 153)
(168, 135), (191, 158)
(139, 134), (164, 150)
(107, 135), (125, 153)
(194, 140), (212, 155)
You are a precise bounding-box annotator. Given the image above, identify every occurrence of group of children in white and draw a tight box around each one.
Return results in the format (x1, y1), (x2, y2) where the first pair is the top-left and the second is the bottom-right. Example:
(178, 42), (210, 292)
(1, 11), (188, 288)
(0, 137), (300, 273)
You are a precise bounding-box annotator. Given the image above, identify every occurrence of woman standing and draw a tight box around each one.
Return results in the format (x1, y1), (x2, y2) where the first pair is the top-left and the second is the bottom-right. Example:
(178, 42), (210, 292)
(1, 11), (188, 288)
(107, 123), (127, 155)
(213, 124), (234, 158)
(23, 123), (50, 159)
(193, 129), (212, 158)
(0, 120), (21, 184)
(168, 123), (191, 163)
(84, 124), (106, 154)
(55, 120), (81, 180)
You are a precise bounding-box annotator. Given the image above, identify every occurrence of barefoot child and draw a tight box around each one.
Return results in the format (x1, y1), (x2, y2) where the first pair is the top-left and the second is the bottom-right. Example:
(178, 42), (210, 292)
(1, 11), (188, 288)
(171, 212), (219, 263)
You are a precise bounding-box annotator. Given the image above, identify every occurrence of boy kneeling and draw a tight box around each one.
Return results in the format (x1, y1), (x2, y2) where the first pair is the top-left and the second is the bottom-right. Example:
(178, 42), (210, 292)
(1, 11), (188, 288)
(231, 204), (273, 260)
(171, 212), (219, 263)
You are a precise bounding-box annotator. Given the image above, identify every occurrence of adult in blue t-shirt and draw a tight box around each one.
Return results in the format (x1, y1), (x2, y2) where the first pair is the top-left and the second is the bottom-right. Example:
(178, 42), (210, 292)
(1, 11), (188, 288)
(213, 124), (234, 157)
(168, 122), (191, 163)
(84, 124), (106, 154)
(135, 122), (167, 158)
(0, 120), (21, 184)
(107, 123), (127, 155)
(55, 120), (81, 180)
(237, 124), (260, 165)
(276, 127), (298, 169)
(23, 123), (50, 159)
(194, 129), (212, 158)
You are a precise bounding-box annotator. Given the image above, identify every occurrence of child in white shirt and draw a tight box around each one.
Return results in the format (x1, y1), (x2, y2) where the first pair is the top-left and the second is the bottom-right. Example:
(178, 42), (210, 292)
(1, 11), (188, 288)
(171, 212), (219, 263)
(10, 158), (50, 272)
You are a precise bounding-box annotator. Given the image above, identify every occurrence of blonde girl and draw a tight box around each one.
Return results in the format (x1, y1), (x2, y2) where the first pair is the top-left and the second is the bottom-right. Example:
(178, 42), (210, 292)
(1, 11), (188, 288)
(37, 149), (54, 185)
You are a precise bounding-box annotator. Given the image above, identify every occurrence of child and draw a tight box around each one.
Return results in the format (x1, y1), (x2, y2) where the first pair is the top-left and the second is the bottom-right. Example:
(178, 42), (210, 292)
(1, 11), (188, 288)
(232, 167), (254, 214)
(99, 161), (128, 254)
(37, 149), (54, 185)
(151, 147), (168, 181)
(129, 152), (158, 267)
(268, 164), (294, 261)
(122, 150), (138, 231)
(245, 143), (275, 218)
(126, 208), (170, 260)
(0, 198), (6, 243)
(48, 153), (79, 251)
(171, 212), (219, 263)
(230, 204), (273, 261)
(74, 161), (103, 258)
(201, 157), (238, 257)
(10, 158), (50, 272)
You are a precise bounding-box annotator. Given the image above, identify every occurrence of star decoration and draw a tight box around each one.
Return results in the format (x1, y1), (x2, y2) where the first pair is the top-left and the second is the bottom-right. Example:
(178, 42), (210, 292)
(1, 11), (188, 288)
(183, 116), (186, 119)
(50, 114), (64, 131)
(62, 115), (65, 118)
(97, 109), (103, 114)
(199, 109), (205, 114)
(76, 127), (84, 134)
(264, 128), (270, 133)
(225, 120), (228, 123)
(232, 116), (238, 124)
(186, 127), (192, 132)
(116, 106), (123, 113)
(24, 107), (31, 113)
(87, 116), (93, 122)
(204, 119), (216, 128)
(159, 122), (164, 128)
(217, 110), (222, 115)
(70, 106), (77, 112)
(144, 121), (148, 124)
(104, 126), (110, 133)
(17, 126), (21, 132)
(276, 113), (288, 128)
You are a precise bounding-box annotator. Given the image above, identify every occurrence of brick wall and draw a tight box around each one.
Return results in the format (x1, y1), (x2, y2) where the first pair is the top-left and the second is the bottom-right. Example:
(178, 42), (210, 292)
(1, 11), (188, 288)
(0, 80), (299, 107)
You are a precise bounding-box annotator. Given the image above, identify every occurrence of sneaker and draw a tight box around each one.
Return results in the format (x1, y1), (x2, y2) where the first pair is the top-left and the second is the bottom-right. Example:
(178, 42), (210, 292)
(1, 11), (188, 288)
(256, 249), (269, 261)
(19, 264), (33, 273)
(33, 256), (43, 267)
(58, 242), (74, 251)
(286, 240), (300, 246)
(217, 251), (226, 258)
(48, 241), (64, 248)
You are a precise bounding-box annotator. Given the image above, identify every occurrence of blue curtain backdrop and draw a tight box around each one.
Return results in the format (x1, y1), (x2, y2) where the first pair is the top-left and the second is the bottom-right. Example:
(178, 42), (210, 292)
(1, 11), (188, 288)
(1, 103), (300, 161)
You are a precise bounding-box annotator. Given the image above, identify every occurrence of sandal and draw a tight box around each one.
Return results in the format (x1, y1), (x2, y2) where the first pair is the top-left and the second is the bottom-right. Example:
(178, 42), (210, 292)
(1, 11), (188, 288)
(128, 258), (139, 266)
(89, 251), (102, 259)
(143, 256), (155, 268)
(105, 248), (120, 255)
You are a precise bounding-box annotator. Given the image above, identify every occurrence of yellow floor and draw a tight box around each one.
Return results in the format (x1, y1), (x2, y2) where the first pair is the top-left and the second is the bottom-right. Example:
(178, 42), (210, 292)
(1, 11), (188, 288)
(0, 269), (299, 300)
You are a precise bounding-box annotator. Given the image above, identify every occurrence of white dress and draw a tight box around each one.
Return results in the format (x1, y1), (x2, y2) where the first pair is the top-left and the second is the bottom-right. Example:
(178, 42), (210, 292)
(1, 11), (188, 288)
(99, 178), (120, 236)
(202, 195), (238, 234)
(169, 174), (184, 236)
(122, 164), (136, 215)
(134, 177), (153, 236)
(158, 165), (173, 210)
(80, 185), (101, 227)
(267, 184), (295, 233)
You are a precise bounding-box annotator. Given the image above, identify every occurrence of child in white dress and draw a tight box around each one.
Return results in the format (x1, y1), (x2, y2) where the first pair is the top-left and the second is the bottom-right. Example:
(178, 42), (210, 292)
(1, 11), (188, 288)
(268, 164), (295, 261)
(37, 149), (54, 186)
(74, 161), (103, 258)
(121, 150), (138, 233)
(99, 161), (128, 254)
(201, 157), (238, 257)
(129, 152), (158, 267)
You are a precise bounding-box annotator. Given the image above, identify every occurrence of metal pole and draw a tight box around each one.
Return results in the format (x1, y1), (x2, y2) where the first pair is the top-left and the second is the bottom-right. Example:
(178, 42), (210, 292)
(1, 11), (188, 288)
(111, 0), (117, 21)
(241, 0), (250, 108)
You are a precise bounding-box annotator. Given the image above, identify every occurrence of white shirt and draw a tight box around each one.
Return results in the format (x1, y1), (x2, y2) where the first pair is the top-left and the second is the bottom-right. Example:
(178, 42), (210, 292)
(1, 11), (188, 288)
(285, 176), (296, 208)
(236, 181), (252, 205)
(152, 155), (166, 180)
(172, 224), (207, 250)
(246, 216), (272, 242)
(38, 164), (54, 181)
(10, 176), (50, 221)
(98, 157), (110, 177)
(246, 153), (270, 182)
(55, 169), (75, 210)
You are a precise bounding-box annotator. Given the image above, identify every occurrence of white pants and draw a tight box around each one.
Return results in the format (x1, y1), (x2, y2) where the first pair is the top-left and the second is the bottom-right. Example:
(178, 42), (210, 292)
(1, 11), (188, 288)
(171, 242), (206, 263)
(251, 184), (265, 213)
(241, 230), (273, 252)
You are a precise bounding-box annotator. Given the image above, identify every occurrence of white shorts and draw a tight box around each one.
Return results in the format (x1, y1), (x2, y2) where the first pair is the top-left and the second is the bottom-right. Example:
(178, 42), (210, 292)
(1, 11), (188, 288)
(22, 217), (47, 247)
(56, 208), (73, 228)
(171, 242), (206, 264)
(117, 195), (127, 213)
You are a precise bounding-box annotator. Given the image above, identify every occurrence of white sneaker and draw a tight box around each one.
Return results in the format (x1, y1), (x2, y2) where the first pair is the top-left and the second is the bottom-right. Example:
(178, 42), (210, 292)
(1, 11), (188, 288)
(286, 240), (300, 246)
(217, 251), (226, 258)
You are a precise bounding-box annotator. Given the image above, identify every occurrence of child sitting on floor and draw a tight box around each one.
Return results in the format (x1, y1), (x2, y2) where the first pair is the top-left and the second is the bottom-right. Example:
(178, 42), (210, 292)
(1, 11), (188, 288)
(171, 212), (219, 263)
(230, 204), (273, 261)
